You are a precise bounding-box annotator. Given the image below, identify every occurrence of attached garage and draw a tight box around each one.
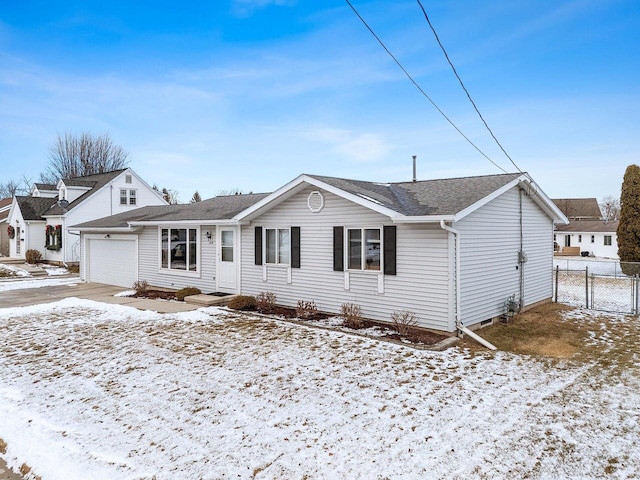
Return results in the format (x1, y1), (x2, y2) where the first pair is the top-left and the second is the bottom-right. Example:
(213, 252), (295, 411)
(85, 236), (138, 288)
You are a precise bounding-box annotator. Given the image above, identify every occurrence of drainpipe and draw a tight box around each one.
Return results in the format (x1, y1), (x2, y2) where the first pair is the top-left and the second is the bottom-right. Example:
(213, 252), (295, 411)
(440, 220), (497, 351)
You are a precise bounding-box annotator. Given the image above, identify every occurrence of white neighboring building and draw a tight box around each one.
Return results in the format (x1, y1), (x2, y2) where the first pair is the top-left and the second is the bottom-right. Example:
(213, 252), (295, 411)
(7, 169), (167, 263)
(554, 220), (619, 259)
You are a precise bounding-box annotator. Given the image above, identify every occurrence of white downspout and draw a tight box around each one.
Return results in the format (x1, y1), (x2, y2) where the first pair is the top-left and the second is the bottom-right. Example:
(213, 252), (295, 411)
(440, 220), (497, 351)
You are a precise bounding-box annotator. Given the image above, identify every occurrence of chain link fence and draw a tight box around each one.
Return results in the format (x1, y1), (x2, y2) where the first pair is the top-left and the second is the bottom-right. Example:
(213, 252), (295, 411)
(553, 259), (640, 315)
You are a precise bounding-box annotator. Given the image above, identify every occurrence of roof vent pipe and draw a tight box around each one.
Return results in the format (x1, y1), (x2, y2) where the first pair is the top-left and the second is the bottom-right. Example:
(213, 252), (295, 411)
(412, 155), (417, 182)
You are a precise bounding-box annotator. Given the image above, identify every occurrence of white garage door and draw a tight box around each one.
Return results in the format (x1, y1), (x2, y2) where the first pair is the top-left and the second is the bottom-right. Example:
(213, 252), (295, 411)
(87, 238), (137, 288)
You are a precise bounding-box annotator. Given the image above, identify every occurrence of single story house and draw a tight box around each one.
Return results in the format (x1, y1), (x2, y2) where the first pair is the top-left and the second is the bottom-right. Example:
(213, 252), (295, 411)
(7, 169), (167, 263)
(73, 172), (567, 334)
(554, 220), (619, 259)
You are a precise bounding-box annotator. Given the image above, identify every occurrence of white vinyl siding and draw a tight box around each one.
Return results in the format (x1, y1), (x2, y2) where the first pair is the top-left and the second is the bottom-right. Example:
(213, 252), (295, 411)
(136, 226), (217, 292)
(457, 187), (553, 327)
(241, 187), (452, 331)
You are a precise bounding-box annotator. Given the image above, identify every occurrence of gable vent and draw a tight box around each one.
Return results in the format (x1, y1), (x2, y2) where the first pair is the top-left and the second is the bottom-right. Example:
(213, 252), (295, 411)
(307, 191), (324, 213)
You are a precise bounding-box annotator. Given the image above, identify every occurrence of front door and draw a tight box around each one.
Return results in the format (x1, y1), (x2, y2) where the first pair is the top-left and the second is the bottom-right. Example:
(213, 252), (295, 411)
(217, 228), (237, 292)
(16, 227), (21, 255)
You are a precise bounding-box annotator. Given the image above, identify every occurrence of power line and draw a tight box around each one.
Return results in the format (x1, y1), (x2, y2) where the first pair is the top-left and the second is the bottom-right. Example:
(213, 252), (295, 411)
(416, 0), (523, 173)
(345, 0), (508, 174)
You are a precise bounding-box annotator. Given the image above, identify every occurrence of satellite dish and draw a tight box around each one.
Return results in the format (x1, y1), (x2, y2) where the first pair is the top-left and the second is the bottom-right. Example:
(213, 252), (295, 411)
(58, 199), (70, 209)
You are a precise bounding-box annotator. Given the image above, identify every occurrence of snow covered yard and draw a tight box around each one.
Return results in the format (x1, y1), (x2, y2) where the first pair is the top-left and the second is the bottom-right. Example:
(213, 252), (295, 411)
(0, 299), (639, 479)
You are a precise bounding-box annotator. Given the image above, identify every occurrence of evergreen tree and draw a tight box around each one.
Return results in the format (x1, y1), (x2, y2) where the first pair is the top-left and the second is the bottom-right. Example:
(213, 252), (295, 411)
(617, 164), (640, 275)
(190, 191), (202, 203)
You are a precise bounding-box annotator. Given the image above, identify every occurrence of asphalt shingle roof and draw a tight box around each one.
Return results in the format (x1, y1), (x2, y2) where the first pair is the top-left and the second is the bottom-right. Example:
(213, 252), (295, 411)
(15, 196), (59, 221)
(46, 169), (127, 215)
(308, 172), (523, 216)
(73, 193), (271, 229)
(555, 220), (618, 233)
(552, 198), (602, 220)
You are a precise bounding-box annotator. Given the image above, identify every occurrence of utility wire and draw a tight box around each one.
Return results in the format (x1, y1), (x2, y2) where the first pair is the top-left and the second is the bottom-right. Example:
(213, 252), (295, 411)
(345, 0), (508, 174)
(416, 0), (523, 173)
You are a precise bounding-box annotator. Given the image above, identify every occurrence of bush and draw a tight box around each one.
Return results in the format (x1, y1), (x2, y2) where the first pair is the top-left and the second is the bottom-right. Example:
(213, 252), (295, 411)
(228, 295), (257, 311)
(176, 287), (201, 301)
(25, 249), (42, 264)
(391, 310), (419, 336)
(133, 280), (149, 294)
(256, 291), (277, 313)
(341, 303), (364, 329)
(296, 300), (318, 319)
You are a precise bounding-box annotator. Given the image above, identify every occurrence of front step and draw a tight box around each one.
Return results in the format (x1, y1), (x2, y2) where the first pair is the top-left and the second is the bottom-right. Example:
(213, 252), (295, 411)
(0, 259), (48, 277)
(184, 293), (238, 307)
(0, 257), (27, 265)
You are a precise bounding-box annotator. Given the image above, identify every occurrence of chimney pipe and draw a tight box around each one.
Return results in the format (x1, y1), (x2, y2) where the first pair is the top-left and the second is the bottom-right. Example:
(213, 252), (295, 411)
(412, 155), (417, 182)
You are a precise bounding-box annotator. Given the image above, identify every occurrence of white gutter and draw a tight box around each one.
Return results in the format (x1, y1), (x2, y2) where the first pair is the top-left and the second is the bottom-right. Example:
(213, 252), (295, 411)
(440, 219), (497, 351)
(127, 219), (241, 227)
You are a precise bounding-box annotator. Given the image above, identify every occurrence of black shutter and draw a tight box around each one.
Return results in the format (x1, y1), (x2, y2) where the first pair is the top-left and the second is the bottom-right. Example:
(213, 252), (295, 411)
(333, 226), (344, 272)
(384, 225), (396, 275)
(291, 227), (300, 268)
(254, 226), (263, 265)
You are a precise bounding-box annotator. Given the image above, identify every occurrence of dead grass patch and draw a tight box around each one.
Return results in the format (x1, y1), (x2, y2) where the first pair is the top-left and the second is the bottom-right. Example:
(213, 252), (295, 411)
(0, 437), (6, 454)
(460, 303), (587, 358)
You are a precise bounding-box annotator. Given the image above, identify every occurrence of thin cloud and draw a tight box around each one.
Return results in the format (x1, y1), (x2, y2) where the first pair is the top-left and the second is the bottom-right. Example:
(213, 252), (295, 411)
(231, 0), (296, 18)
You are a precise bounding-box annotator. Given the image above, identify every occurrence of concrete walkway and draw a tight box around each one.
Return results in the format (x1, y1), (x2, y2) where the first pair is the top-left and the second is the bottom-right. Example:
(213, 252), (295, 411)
(0, 279), (200, 313)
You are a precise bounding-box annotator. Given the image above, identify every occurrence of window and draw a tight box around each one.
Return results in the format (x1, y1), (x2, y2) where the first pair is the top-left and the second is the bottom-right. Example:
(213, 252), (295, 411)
(578, 234), (582, 243)
(604, 235), (612, 246)
(591, 235), (595, 243)
(125, 174), (132, 184)
(255, 226), (300, 268)
(347, 228), (380, 271)
(120, 189), (137, 205)
(266, 228), (290, 264)
(161, 228), (198, 272)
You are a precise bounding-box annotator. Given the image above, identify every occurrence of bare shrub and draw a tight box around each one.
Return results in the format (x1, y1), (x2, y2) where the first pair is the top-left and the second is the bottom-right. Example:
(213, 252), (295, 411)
(391, 310), (419, 336)
(256, 291), (277, 313)
(228, 295), (256, 311)
(176, 287), (201, 301)
(341, 303), (364, 329)
(133, 280), (149, 294)
(25, 249), (42, 264)
(0, 437), (6, 454)
(296, 300), (318, 319)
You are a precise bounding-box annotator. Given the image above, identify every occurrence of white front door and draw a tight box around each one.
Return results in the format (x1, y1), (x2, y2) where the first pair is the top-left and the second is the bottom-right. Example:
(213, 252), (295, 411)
(217, 228), (237, 292)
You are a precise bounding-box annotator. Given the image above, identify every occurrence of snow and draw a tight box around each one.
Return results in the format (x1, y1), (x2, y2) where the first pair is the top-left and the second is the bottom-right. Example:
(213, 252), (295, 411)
(0, 277), (78, 292)
(38, 264), (69, 276)
(1, 297), (639, 479)
(553, 257), (624, 276)
(0, 264), (30, 278)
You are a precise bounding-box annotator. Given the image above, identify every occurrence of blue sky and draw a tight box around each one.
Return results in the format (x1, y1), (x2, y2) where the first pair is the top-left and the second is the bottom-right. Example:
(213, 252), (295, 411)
(1, 0), (638, 202)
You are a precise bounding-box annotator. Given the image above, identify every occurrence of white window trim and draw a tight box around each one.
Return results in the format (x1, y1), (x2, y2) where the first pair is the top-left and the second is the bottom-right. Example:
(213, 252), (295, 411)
(345, 226), (383, 273)
(120, 188), (138, 206)
(264, 227), (291, 266)
(158, 226), (201, 276)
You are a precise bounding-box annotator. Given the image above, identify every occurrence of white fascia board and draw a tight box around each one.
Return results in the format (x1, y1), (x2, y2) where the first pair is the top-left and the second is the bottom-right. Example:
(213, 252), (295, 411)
(452, 174), (568, 224)
(237, 174), (405, 221)
(70, 226), (141, 234)
(128, 219), (239, 227)
(391, 215), (456, 224)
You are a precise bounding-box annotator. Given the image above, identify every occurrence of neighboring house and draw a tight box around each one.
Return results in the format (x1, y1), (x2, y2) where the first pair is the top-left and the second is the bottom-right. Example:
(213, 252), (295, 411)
(0, 197), (13, 256)
(74, 172), (566, 334)
(554, 220), (619, 259)
(552, 198), (602, 221)
(7, 169), (167, 263)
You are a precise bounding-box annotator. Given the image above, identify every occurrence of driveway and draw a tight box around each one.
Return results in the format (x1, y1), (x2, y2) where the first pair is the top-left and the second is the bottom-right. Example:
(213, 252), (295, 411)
(0, 279), (198, 313)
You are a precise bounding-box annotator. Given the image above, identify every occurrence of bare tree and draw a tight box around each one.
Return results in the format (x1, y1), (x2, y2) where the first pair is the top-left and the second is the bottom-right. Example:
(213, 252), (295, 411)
(190, 191), (202, 203)
(162, 187), (180, 205)
(40, 132), (129, 183)
(217, 187), (244, 196)
(600, 195), (620, 221)
(0, 177), (32, 197)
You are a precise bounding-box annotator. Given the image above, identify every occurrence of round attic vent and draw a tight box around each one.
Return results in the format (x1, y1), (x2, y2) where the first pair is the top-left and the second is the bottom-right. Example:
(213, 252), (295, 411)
(307, 191), (324, 213)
